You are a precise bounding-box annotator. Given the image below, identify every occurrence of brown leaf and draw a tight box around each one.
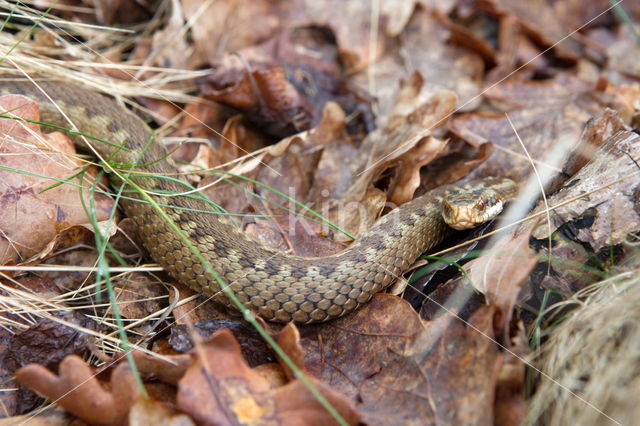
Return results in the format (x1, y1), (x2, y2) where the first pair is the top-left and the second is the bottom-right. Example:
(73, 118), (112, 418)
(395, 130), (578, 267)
(177, 329), (360, 425)
(168, 320), (276, 367)
(107, 273), (167, 321)
(182, 0), (279, 66)
(169, 286), (239, 325)
(0, 95), (114, 264)
(464, 227), (537, 334)
(128, 397), (195, 426)
(484, 0), (611, 61)
(278, 0), (417, 71)
(140, 0), (190, 71)
(494, 333), (527, 426)
(322, 82), (456, 238)
(41, 0), (157, 26)
(132, 351), (191, 386)
(354, 8), (484, 118)
(546, 108), (627, 194)
(419, 138), (494, 191)
(9, 312), (92, 371)
(297, 295), (510, 425)
(0, 408), (73, 425)
(450, 74), (612, 183)
(0, 326), (19, 417)
(606, 26), (640, 83)
(602, 83), (640, 124)
(418, 276), (487, 322)
(252, 363), (288, 389)
(275, 323), (307, 380)
(16, 356), (141, 426)
(201, 27), (373, 138)
(524, 130), (640, 295)
(0, 278), (94, 415)
(400, 9), (484, 112)
(226, 103), (353, 255)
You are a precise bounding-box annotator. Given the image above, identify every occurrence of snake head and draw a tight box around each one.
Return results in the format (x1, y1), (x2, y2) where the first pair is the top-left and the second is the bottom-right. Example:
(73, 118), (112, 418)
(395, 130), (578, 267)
(441, 178), (517, 230)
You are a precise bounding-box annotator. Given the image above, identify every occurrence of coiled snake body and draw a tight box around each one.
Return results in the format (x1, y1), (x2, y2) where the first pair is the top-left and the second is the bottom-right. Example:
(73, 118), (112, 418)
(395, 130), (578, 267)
(0, 81), (517, 323)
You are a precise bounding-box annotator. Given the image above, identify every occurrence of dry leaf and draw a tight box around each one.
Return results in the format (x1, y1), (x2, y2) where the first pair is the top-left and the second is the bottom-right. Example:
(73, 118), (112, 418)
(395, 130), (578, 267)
(9, 313), (92, 372)
(464, 227), (537, 334)
(295, 295), (514, 425)
(0, 95), (114, 264)
(202, 27), (373, 138)
(16, 356), (141, 426)
(451, 74), (613, 183)
(168, 320), (276, 367)
(524, 130), (640, 295)
(128, 397), (194, 426)
(177, 329), (361, 425)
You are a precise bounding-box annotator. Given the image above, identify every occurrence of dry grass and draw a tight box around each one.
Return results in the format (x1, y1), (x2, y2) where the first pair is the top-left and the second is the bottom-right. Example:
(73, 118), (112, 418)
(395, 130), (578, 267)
(526, 251), (640, 426)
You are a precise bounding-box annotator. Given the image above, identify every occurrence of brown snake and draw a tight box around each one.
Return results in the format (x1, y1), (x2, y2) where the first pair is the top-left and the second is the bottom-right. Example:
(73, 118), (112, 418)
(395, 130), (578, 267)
(0, 81), (517, 323)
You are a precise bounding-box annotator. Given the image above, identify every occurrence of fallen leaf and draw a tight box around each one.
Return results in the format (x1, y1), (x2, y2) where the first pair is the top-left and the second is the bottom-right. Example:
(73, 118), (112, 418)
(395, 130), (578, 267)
(275, 323), (306, 380)
(0, 95), (114, 264)
(353, 7), (484, 118)
(177, 329), (361, 425)
(464, 227), (537, 334)
(8, 312), (92, 372)
(16, 356), (141, 426)
(296, 295), (513, 425)
(483, 0), (611, 61)
(450, 74), (613, 183)
(182, 0), (279, 65)
(279, 0), (417, 71)
(132, 351), (191, 386)
(146, 0), (191, 71)
(400, 8), (484, 112)
(546, 108), (627, 194)
(107, 273), (167, 322)
(41, 0), (157, 25)
(168, 320), (276, 367)
(128, 397), (195, 426)
(201, 27), (373, 138)
(495, 333), (527, 426)
(524, 130), (640, 296)
(0, 408), (74, 425)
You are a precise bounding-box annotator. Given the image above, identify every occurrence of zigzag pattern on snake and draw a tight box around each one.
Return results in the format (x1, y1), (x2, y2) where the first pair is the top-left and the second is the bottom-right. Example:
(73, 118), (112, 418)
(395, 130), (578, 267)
(0, 81), (517, 323)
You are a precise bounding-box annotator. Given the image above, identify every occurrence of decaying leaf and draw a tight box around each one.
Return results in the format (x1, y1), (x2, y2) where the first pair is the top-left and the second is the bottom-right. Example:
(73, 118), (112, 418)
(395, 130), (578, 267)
(293, 294), (519, 425)
(523, 130), (640, 296)
(278, 0), (416, 71)
(401, 8), (484, 112)
(8, 1), (640, 424)
(316, 79), (459, 239)
(16, 356), (141, 426)
(0, 95), (114, 264)
(9, 312), (92, 372)
(129, 398), (195, 426)
(40, 0), (158, 25)
(168, 320), (276, 367)
(464, 227), (537, 334)
(177, 329), (361, 425)
(546, 109), (627, 194)
(483, 0), (610, 60)
(201, 27), (373, 139)
(451, 74), (615, 183)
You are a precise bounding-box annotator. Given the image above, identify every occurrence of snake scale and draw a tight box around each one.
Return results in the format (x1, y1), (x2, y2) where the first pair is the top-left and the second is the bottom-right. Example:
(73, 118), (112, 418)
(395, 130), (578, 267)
(0, 81), (517, 323)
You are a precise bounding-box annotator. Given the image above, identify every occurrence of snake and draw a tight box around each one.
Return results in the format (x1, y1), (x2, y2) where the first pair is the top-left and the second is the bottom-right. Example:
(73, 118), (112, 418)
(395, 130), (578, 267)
(0, 81), (518, 323)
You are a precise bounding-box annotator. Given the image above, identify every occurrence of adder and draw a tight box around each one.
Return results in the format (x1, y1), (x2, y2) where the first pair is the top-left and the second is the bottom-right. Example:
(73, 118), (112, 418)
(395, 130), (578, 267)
(0, 81), (517, 323)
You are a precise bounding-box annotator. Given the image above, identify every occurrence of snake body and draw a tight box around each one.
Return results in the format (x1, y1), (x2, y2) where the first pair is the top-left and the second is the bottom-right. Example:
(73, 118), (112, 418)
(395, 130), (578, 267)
(0, 81), (517, 323)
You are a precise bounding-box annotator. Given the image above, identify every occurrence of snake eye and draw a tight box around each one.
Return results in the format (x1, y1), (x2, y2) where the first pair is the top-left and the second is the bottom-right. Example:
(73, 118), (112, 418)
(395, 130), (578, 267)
(476, 200), (486, 211)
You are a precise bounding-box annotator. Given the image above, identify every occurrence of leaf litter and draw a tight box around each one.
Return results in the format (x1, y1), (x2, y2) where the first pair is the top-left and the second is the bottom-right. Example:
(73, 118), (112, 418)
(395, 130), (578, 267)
(0, 1), (639, 424)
